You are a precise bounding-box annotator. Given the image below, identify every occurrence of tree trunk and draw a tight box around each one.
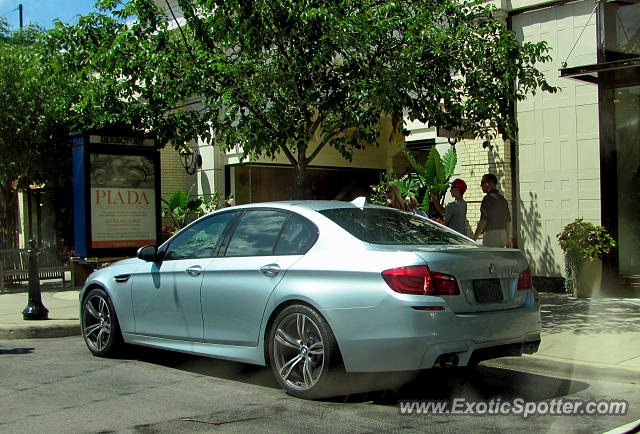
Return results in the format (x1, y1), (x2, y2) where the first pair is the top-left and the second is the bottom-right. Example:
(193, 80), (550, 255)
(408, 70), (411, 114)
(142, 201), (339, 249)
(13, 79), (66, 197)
(293, 161), (307, 200)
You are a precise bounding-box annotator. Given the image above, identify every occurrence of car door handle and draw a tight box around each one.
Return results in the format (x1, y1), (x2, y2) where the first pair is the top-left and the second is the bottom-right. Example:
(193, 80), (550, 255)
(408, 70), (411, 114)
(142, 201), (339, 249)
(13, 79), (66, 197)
(260, 264), (281, 277)
(185, 265), (202, 277)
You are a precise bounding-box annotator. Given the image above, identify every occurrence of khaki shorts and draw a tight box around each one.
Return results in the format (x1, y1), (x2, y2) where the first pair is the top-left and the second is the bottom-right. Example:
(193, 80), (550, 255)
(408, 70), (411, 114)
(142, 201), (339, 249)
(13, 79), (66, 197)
(482, 229), (507, 248)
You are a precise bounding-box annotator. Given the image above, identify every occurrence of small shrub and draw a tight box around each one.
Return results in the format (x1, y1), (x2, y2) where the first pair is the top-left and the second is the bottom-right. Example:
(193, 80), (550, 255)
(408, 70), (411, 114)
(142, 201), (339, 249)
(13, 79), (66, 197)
(557, 218), (615, 294)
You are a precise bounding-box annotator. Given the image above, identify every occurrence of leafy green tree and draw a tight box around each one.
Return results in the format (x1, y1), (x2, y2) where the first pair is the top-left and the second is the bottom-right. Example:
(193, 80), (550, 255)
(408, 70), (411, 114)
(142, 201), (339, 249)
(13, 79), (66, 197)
(0, 18), (89, 247)
(57, 0), (557, 198)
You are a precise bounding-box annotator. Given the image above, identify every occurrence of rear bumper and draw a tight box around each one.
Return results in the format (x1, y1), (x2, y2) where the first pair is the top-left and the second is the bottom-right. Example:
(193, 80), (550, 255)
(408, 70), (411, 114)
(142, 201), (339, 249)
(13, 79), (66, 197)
(322, 291), (542, 372)
(422, 333), (542, 369)
(467, 339), (541, 364)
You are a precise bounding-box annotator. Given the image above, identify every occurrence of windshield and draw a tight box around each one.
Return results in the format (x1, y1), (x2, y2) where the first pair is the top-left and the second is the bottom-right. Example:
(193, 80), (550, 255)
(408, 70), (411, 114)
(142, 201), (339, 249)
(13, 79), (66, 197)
(319, 208), (476, 246)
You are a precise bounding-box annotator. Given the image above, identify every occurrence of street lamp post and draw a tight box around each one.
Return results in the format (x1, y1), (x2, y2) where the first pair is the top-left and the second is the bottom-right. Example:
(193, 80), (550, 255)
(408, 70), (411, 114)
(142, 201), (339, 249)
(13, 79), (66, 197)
(22, 239), (49, 320)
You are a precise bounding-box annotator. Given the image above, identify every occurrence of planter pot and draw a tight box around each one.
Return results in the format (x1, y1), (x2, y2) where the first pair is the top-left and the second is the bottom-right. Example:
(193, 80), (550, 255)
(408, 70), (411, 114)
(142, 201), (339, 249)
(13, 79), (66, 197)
(573, 258), (603, 298)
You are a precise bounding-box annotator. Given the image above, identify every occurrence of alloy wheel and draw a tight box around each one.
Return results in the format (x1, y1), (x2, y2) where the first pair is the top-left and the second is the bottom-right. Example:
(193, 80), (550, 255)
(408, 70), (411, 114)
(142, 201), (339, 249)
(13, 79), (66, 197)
(272, 312), (325, 391)
(82, 293), (113, 353)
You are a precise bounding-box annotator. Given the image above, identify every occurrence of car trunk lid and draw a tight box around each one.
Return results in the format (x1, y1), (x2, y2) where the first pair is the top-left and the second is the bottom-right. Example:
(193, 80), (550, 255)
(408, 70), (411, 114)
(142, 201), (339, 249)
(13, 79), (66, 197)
(373, 245), (531, 313)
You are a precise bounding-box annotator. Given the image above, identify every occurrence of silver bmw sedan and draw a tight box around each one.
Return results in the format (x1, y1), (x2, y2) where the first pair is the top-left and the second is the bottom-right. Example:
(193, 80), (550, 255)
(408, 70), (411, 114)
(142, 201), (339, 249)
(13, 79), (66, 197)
(80, 199), (541, 399)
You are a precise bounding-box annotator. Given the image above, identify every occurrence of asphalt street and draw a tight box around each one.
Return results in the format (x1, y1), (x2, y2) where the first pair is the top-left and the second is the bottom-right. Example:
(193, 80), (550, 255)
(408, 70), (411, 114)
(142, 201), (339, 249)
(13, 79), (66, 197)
(1, 336), (639, 433)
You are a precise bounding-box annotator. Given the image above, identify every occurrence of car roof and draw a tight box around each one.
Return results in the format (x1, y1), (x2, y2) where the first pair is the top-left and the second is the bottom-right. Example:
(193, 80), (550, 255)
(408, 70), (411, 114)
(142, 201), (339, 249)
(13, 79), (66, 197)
(226, 199), (388, 213)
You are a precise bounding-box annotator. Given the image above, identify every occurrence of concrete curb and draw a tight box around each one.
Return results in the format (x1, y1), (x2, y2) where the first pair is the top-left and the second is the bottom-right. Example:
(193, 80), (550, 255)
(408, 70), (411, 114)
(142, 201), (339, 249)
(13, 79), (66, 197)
(484, 354), (640, 383)
(0, 323), (80, 340)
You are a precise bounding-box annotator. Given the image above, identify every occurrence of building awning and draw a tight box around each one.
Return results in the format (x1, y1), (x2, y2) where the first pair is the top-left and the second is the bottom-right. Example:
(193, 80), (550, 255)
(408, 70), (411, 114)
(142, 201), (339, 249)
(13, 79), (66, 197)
(559, 57), (640, 85)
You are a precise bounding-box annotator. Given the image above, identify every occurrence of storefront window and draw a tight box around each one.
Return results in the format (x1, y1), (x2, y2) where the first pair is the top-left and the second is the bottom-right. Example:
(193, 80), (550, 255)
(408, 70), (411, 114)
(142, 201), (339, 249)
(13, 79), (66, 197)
(24, 187), (74, 256)
(229, 165), (381, 204)
(602, 1), (640, 61)
(614, 85), (640, 276)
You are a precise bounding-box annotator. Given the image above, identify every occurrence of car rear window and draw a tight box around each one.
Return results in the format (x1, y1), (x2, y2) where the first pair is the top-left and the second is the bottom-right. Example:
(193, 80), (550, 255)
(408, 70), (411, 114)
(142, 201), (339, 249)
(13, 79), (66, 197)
(319, 208), (476, 246)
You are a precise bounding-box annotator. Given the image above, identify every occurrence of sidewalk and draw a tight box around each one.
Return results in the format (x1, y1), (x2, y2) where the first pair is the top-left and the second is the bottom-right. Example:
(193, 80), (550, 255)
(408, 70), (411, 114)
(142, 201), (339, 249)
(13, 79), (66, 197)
(0, 285), (81, 339)
(487, 292), (640, 381)
(1, 286), (639, 378)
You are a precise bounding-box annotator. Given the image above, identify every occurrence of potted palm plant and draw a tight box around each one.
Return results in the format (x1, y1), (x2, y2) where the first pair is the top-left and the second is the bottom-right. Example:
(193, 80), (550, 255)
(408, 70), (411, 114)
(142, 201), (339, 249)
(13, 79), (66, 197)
(557, 219), (615, 298)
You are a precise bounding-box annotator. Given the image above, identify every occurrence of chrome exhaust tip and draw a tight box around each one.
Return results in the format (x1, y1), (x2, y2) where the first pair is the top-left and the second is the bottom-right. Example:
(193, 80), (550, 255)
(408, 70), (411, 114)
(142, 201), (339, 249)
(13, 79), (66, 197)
(437, 353), (459, 368)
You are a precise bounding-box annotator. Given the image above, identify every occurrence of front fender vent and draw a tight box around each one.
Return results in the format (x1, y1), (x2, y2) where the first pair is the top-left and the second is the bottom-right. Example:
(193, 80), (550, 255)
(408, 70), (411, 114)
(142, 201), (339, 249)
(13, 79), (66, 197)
(114, 274), (130, 284)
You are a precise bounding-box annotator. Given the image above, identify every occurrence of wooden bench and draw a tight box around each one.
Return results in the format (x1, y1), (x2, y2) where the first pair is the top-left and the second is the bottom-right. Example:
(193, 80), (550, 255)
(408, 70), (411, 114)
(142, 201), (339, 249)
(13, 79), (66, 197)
(0, 248), (72, 292)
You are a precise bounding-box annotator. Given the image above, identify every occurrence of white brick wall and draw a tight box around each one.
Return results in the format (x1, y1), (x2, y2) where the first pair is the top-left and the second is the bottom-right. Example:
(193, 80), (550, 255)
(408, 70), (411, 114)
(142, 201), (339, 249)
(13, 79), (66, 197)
(512, 0), (601, 276)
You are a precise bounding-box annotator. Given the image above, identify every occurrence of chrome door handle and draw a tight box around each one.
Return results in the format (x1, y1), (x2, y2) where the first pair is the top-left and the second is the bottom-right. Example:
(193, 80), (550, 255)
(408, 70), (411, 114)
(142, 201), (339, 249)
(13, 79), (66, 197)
(260, 264), (281, 277)
(186, 265), (202, 277)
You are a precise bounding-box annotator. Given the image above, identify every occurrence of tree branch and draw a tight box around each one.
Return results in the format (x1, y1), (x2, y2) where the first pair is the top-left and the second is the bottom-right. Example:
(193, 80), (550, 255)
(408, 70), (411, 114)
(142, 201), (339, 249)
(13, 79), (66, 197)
(309, 113), (326, 142)
(305, 130), (339, 165)
(242, 99), (276, 131)
(279, 143), (299, 166)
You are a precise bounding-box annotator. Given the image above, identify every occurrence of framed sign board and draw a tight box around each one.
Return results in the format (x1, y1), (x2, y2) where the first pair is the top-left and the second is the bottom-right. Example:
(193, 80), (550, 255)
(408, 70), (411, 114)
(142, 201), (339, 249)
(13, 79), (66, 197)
(72, 128), (161, 258)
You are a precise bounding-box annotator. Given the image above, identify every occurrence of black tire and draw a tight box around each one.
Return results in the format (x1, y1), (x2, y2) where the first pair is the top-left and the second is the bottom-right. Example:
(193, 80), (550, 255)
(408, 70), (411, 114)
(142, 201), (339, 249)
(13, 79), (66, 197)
(268, 304), (343, 399)
(81, 288), (123, 357)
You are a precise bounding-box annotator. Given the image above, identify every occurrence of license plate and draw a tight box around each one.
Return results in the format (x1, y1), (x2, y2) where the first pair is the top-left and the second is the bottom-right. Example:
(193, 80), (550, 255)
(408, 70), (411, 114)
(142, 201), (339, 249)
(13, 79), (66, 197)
(473, 279), (503, 303)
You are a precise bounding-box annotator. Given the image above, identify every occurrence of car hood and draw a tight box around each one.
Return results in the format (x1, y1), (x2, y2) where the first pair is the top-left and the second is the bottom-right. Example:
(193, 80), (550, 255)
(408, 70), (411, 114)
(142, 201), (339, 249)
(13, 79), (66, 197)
(110, 257), (141, 268)
(84, 257), (141, 285)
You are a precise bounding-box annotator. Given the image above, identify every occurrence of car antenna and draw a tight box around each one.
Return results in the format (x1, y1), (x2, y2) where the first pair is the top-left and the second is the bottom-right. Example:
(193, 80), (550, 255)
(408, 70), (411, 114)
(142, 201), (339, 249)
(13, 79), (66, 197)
(350, 197), (367, 209)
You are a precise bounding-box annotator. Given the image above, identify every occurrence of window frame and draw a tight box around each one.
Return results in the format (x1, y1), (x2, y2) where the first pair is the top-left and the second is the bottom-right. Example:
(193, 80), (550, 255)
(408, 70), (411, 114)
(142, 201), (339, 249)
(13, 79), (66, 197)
(159, 210), (239, 260)
(219, 208), (319, 258)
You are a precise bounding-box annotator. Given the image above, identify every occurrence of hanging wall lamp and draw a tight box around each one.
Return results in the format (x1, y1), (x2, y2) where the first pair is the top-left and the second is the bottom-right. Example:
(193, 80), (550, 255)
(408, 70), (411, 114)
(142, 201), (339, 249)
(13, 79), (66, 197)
(179, 146), (202, 175)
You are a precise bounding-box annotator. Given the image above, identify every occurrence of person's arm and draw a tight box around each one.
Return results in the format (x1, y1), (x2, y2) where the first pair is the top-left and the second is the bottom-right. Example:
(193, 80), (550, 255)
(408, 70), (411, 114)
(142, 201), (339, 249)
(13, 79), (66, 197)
(430, 195), (445, 215)
(505, 221), (512, 248)
(473, 218), (487, 241)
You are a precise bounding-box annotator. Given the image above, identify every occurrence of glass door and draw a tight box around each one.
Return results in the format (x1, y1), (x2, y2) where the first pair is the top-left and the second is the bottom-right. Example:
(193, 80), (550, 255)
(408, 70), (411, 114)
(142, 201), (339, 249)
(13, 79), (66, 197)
(614, 85), (640, 277)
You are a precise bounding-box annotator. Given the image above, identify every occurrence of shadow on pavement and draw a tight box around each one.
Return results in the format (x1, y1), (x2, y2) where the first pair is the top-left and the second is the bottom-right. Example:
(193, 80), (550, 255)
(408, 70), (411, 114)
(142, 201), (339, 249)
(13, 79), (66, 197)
(385, 365), (587, 403)
(320, 365), (589, 404)
(0, 346), (35, 355)
(540, 293), (640, 335)
(118, 345), (280, 390)
(112, 344), (590, 404)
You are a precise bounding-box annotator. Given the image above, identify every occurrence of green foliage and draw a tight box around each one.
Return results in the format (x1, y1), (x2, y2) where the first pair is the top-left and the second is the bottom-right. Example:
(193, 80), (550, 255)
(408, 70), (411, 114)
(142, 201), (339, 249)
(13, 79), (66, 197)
(557, 219), (616, 294)
(392, 175), (422, 200)
(404, 147), (457, 214)
(369, 171), (396, 206)
(161, 185), (203, 230)
(52, 0), (557, 198)
(557, 219), (616, 261)
(201, 191), (234, 214)
(371, 146), (457, 215)
(441, 148), (458, 180)
(161, 185), (234, 232)
(0, 17), (91, 246)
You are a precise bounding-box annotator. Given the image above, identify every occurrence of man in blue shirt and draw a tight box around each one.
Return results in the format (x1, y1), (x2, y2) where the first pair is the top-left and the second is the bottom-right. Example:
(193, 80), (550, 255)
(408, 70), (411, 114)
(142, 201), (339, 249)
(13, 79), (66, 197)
(472, 173), (512, 248)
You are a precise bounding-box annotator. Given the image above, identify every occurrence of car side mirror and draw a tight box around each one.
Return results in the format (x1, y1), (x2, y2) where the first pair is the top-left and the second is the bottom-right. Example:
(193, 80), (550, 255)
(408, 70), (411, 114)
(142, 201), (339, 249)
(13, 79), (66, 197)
(137, 245), (159, 262)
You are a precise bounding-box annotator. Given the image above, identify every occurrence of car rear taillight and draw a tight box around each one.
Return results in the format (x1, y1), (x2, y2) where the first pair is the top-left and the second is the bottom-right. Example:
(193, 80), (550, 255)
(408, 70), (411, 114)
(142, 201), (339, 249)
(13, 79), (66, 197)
(382, 265), (459, 295)
(517, 267), (533, 290)
(431, 272), (460, 295)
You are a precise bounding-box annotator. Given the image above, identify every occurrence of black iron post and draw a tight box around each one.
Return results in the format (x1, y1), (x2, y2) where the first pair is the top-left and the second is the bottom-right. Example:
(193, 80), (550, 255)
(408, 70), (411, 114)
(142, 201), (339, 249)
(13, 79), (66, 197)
(22, 239), (48, 320)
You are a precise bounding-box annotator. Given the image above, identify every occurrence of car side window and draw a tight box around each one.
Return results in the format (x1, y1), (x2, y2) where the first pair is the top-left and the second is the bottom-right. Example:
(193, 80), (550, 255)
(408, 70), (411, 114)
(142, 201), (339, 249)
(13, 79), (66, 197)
(274, 213), (318, 255)
(225, 210), (289, 257)
(164, 212), (236, 260)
